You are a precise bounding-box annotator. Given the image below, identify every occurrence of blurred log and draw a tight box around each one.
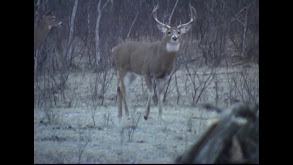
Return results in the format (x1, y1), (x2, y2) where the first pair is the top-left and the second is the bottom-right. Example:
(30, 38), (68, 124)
(175, 103), (259, 164)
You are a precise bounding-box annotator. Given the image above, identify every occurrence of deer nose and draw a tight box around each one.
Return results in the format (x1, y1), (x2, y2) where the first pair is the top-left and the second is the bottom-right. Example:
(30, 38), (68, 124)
(172, 35), (178, 41)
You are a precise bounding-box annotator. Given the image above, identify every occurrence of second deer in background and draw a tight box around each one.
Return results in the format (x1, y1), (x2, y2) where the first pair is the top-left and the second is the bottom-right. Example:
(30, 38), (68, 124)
(34, 11), (62, 54)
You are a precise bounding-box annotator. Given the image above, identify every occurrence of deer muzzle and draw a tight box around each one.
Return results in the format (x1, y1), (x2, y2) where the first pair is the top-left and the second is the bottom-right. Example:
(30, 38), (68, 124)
(172, 35), (178, 41)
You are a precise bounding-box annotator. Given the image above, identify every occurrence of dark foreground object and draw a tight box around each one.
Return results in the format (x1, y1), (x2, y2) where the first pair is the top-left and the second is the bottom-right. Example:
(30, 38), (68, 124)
(175, 103), (259, 164)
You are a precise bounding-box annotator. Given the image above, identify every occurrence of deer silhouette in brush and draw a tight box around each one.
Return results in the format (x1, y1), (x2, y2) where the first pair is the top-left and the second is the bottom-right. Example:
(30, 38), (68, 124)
(34, 11), (62, 55)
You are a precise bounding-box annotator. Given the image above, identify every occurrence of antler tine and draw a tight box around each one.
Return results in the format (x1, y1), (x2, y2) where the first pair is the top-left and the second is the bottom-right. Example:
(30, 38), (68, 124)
(151, 4), (159, 20)
(189, 3), (197, 20)
(152, 4), (159, 14)
(177, 4), (196, 29)
(152, 4), (170, 28)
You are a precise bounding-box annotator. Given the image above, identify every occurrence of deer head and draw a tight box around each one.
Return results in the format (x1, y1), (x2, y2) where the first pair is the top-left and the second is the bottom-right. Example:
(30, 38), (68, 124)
(152, 4), (196, 52)
(112, 4), (196, 120)
(43, 11), (62, 29)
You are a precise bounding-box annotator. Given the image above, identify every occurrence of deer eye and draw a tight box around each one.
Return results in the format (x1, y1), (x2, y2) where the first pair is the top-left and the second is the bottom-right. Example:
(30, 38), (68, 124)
(168, 31), (171, 34)
(178, 31), (181, 34)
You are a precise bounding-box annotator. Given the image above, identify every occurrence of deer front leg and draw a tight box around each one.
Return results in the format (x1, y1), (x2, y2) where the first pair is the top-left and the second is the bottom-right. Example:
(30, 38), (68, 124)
(117, 85), (123, 118)
(144, 75), (154, 120)
(157, 78), (166, 118)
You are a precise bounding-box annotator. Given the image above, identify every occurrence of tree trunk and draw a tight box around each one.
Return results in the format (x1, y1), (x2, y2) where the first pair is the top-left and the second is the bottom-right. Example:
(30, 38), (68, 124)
(95, 0), (110, 69)
(95, 0), (102, 67)
(67, 0), (79, 63)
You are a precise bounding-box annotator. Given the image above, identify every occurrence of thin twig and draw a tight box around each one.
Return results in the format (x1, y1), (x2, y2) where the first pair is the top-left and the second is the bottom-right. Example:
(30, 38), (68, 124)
(168, 0), (179, 25)
(127, 12), (139, 39)
(230, 0), (255, 24)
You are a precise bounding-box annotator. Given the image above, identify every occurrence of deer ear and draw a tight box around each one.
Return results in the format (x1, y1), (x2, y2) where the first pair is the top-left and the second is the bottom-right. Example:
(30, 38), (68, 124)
(178, 24), (192, 34)
(156, 24), (168, 33)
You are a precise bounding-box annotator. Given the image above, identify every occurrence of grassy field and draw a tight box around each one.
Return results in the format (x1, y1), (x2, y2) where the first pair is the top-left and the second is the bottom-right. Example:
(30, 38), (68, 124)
(34, 64), (258, 163)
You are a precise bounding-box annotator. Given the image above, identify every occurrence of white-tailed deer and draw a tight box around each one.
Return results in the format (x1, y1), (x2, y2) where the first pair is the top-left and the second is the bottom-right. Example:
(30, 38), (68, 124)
(34, 11), (62, 54)
(112, 4), (196, 120)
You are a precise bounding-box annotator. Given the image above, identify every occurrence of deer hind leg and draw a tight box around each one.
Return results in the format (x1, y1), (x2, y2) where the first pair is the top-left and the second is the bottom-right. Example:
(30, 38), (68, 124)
(144, 75), (154, 120)
(117, 70), (128, 118)
(118, 71), (136, 119)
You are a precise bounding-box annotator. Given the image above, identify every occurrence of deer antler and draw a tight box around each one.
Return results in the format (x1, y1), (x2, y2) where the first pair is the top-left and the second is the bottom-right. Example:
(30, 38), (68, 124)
(152, 4), (171, 29)
(177, 4), (196, 29)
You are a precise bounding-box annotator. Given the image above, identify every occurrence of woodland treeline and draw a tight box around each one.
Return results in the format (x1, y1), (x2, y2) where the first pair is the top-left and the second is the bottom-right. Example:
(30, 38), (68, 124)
(34, 0), (258, 72)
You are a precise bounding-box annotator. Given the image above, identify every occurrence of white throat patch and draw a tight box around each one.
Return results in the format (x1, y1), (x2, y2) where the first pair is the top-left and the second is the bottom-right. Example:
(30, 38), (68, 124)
(166, 43), (180, 52)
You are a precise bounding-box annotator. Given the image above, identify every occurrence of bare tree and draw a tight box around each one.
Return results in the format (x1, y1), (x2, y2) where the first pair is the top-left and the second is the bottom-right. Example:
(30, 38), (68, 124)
(95, 0), (110, 69)
(66, 0), (79, 64)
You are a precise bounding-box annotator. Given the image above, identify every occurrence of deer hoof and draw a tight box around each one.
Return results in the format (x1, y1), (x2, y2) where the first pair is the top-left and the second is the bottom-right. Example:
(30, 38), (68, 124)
(144, 116), (148, 120)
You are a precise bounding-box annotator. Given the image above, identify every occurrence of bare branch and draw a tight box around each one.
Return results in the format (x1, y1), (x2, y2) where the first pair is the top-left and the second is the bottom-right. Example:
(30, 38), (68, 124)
(168, 0), (178, 25)
(231, 0), (255, 24)
(127, 12), (139, 39)
(102, 0), (110, 11)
